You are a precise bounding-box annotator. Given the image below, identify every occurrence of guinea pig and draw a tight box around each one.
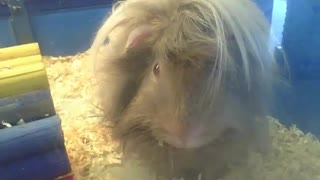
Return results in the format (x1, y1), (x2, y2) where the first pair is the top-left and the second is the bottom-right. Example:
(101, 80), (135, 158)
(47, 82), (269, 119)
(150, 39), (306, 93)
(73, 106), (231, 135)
(90, 0), (279, 179)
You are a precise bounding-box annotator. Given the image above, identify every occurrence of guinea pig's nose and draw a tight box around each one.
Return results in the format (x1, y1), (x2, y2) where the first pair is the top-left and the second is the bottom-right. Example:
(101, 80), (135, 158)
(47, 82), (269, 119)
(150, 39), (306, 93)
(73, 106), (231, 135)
(175, 123), (190, 141)
(162, 119), (211, 148)
(164, 120), (190, 141)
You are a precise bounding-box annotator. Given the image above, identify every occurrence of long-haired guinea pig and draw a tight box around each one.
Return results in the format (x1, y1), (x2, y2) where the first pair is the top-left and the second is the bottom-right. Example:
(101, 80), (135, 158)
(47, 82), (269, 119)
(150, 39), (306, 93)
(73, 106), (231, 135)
(90, 0), (279, 179)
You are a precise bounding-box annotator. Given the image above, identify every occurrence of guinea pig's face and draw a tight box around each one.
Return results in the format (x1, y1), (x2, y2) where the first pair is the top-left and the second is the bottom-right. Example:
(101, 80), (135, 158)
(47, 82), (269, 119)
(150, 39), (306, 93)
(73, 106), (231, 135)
(125, 50), (227, 149)
(105, 25), (245, 150)
(154, 60), (211, 149)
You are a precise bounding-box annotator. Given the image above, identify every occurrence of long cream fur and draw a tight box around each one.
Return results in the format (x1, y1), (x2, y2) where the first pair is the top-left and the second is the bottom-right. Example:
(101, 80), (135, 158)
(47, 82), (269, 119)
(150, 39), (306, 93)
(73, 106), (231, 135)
(91, 0), (277, 177)
(90, 0), (278, 106)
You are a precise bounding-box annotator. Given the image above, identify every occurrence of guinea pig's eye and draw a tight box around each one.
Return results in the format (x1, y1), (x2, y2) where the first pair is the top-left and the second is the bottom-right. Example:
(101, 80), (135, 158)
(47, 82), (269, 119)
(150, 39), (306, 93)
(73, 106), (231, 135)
(153, 63), (160, 76)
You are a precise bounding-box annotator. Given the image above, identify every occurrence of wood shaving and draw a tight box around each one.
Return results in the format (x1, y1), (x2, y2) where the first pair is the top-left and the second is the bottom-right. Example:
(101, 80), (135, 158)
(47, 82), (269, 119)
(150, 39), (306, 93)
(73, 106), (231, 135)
(1, 121), (12, 128)
(16, 119), (26, 125)
(44, 52), (320, 180)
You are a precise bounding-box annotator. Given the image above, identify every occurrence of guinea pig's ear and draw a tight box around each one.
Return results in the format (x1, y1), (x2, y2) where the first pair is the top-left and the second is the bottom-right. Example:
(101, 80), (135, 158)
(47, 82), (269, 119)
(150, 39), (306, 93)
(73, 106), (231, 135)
(125, 25), (153, 49)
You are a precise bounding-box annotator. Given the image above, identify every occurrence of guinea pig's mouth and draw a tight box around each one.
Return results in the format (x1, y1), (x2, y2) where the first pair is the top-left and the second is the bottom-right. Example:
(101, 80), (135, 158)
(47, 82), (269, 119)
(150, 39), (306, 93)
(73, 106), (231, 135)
(160, 135), (214, 149)
(157, 125), (215, 149)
